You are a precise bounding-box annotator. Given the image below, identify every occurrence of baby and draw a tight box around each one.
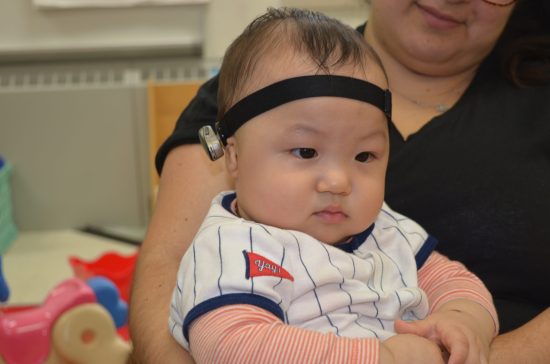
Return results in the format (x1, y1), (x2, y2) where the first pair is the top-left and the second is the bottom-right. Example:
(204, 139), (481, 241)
(170, 7), (498, 363)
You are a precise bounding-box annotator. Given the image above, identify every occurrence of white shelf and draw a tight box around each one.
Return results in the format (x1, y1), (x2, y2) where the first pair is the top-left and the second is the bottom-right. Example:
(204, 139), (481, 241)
(2, 230), (138, 305)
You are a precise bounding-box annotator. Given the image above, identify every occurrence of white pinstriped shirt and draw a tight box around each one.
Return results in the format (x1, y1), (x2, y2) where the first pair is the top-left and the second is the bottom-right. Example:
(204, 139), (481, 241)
(170, 191), (438, 350)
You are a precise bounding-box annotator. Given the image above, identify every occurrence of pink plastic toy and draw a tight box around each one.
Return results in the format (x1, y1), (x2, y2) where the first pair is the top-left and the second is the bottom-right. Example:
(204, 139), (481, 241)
(0, 278), (94, 363)
(69, 251), (138, 303)
(0, 278), (131, 364)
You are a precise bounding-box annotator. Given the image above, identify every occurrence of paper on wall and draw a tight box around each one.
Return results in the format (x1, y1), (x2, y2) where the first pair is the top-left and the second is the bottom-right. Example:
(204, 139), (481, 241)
(33, 0), (209, 8)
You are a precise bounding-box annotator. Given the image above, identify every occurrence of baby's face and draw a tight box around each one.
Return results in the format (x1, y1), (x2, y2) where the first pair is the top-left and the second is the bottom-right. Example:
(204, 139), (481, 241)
(226, 54), (389, 244)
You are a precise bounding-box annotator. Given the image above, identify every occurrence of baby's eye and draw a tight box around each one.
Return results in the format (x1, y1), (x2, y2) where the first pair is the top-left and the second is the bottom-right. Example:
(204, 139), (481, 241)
(355, 151), (373, 163)
(291, 148), (318, 159)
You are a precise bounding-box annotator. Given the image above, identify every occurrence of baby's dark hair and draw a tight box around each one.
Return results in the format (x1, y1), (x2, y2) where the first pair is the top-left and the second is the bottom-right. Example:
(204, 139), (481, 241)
(217, 7), (385, 119)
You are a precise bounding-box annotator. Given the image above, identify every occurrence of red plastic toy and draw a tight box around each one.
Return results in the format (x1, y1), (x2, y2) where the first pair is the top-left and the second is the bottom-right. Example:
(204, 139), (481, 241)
(69, 251), (138, 303)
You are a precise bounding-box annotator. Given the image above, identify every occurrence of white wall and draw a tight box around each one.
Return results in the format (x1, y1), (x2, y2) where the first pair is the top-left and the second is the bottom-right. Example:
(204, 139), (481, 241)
(203, 0), (281, 59)
(0, 0), (369, 62)
(0, 1), (205, 61)
(205, 0), (369, 59)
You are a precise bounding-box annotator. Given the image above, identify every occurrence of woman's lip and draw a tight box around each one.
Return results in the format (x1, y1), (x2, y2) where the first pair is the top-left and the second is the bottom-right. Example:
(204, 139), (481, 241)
(416, 3), (464, 29)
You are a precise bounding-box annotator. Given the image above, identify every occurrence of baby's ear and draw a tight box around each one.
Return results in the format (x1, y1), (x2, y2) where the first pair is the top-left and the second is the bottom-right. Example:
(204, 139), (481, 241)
(224, 137), (239, 178)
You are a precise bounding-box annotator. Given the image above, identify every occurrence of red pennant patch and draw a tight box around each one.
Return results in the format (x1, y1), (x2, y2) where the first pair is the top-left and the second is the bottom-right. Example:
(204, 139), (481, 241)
(243, 251), (294, 282)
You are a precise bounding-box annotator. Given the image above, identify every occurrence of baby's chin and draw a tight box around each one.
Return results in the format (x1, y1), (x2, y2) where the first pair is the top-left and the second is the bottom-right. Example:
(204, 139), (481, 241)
(306, 231), (353, 245)
(261, 219), (358, 245)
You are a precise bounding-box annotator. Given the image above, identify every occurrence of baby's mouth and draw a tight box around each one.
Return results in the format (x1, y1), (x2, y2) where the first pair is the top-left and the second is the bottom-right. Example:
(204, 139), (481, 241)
(314, 207), (348, 223)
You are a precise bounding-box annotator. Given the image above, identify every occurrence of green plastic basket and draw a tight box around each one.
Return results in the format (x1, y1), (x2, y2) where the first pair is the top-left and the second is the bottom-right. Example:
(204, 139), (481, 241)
(0, 160), (17, 254)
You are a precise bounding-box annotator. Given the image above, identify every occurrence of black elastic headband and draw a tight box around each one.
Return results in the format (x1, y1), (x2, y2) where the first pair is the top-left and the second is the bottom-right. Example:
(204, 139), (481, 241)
(216, 75), (391, 144)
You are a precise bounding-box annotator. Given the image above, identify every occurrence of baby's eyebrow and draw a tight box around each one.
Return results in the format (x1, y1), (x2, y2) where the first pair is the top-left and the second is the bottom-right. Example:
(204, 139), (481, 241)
(359, 128), (388, 141)
(281, 119), (388, 141)
(284, 123), (323, 136)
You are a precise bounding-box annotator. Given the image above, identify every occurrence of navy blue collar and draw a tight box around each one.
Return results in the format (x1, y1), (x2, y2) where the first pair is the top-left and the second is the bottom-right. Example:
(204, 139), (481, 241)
(333, 224), (375, 253)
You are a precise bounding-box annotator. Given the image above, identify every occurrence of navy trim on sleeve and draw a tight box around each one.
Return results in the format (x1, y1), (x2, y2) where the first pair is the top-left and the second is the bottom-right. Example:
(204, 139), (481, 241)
(183, 293), (285, 341)
(415, 235), (438, 269)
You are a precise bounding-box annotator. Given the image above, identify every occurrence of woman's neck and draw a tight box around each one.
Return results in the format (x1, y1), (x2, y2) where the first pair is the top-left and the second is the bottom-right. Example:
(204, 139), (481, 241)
(364, 25), (478, 140)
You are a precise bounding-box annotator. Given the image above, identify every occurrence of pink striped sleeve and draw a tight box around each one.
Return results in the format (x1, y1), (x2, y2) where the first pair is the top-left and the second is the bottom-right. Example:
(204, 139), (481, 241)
(189, 304), (380, 364)
(418, 252), (499, 335)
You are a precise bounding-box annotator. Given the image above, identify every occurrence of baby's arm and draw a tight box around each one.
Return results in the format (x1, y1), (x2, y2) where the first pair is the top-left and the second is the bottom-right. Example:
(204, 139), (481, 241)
(396, 252), (498, 363)
(189, 304), (445, 364)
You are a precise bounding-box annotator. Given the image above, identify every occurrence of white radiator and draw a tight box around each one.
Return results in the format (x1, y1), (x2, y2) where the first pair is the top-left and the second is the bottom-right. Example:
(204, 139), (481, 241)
(0, 59), (213, 232)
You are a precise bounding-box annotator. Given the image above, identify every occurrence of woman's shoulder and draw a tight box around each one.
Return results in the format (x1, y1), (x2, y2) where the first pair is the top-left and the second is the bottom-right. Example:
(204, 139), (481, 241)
(462, 65), (550, 123)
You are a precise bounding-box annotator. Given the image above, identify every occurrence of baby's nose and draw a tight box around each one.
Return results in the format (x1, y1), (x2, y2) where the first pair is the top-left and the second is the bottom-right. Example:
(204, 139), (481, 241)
(316, 166), (352, 195)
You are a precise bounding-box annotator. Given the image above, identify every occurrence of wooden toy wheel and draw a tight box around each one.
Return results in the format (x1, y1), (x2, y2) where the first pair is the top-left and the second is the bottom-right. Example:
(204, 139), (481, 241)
(51, 303), (131, 364)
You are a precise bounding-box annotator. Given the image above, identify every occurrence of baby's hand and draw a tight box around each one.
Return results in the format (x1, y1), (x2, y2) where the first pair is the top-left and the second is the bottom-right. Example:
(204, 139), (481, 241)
(380, 333), (446, 364)
(394, 304), (493, 364)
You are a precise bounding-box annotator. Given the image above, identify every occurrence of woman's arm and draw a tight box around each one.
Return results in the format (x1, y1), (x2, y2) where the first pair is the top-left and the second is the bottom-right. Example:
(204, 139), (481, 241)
(128, 144), (231, 363)
(489, 308), (550, 364)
